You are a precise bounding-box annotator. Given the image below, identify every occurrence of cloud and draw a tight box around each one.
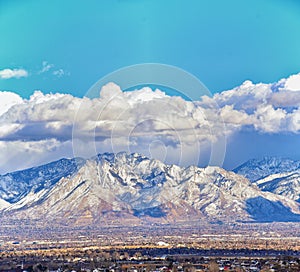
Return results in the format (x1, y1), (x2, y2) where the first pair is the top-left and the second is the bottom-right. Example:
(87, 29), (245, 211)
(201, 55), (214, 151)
(0, 85), (220, 172)
(253, 105), (287, 133)
(38, 61), (54, 74)
(282, 74), (300, 92)
(53, 69), (66, 77)
(270, 90), (300, 108)
(1, 72), (300, 173)
(0, 139), (73, 174)
(202, 72), (300, 133)
(0, 92), (23, 116)
(37, 61), (69, 77)
(0, 68), (28, 79)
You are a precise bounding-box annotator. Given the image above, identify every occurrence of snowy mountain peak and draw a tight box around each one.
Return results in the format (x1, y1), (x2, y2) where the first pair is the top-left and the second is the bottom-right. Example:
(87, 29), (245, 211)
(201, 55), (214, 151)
(1, 153), (300, 225)
(0, 157), (85, 203)
(234, 156), (300, 203)
(234, 156), (300, 182)
(94, 152), (149, 165)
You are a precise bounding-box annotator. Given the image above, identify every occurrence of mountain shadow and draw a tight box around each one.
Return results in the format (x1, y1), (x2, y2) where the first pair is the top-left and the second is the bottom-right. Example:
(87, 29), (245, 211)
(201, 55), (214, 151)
(245, 196), (300, 222)
(133, 206), (167, 218)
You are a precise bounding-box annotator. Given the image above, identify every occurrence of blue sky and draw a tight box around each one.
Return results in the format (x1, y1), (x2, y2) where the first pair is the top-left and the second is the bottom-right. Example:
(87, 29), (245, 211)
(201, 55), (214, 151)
(1, 0), (300, 98)
(1, 0), (300, 173)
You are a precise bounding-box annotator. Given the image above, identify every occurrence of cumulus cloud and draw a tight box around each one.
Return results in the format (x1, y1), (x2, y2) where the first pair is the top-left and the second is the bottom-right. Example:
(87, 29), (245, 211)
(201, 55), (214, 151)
(0, 68), (28, 79)
(0, 139), (73, 174)
(253, 105), (287, 133)
(283, 74), (300, 92)
(202, 72), (300, 133)
(1, 72), (300, 173)
(0, 92), (23, 116)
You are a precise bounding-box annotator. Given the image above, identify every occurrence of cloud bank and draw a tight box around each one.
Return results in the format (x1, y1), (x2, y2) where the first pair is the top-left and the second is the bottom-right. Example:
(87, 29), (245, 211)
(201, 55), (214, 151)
(0, 73), (300, 173)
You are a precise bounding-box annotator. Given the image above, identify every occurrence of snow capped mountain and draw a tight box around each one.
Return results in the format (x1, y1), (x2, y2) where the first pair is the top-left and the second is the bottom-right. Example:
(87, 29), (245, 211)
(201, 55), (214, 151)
(234, 157), (300, 202)
(234, 157), (300, 182)
(1, 153), (300, 225)
(0, 198), (10, 210)
(0, 157), (85, 203)
(255, 172), (300, 202)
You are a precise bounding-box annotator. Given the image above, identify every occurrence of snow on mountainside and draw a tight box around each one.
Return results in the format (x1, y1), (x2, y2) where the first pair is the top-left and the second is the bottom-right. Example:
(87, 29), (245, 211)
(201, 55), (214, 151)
(234, 157), (300, 203)
(0, 158), (85, 203)
(255, 172), (300, 202)
(1, 153), (300, 225)
(234, 157), (300, 182)
(0, 198), (10, 210)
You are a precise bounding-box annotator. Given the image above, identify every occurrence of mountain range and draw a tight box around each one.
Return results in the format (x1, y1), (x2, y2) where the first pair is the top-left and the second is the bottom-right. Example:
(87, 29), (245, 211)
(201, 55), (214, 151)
(0, 153), (300, 226)
(234, 157), (300, 202)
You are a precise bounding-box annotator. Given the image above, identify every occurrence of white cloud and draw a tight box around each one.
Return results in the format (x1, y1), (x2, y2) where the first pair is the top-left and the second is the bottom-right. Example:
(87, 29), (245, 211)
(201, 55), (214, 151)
(0, 68), (28, 79)
(253, 105), (287, 133)
(203, 73), (300, 133)
(53, 69), (69, 77)
(0, 123), (24, 138)
(0, 92), (23, 116)
(0, 86), (221, 172)
(38, 61), (54, 74)
(287, 109), (300, 132)
(0, 139), (73, 174)
(269, 90), (300, 108)
(1, 72), (300, 173)
(283, 73), (300, 92)
(220, 105), (252, 127)
(37, 61), (69, 77)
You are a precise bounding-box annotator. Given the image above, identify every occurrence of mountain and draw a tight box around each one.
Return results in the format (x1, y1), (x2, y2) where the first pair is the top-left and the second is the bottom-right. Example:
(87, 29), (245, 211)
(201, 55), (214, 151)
(0, 198), (10, 210)
(233, 157), (300, 182)
(1, 153), (300, 225)
(255, 172), (300, 202)
(234, 157), (300, 202)
(0, 157), (85, 203)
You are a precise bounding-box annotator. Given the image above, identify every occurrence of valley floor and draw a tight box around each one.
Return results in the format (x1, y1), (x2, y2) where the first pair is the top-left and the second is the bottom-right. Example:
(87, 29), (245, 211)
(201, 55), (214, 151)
(1, 222), (300, 271)
(0, 246), (299, 271)
(1, 221), (300, 250)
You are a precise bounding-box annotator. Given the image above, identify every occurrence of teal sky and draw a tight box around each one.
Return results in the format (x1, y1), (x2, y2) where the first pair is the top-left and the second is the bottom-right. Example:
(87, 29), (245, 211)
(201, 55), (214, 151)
(1, 0), (300, 98)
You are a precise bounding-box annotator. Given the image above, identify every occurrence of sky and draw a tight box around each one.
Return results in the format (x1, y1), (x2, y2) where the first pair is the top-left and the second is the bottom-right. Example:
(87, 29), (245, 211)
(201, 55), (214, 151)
(1, 0), (300, 173)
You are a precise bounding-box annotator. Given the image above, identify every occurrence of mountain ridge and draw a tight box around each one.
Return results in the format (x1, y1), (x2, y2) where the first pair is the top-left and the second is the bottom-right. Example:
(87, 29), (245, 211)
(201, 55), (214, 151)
(1, 153), (300, 226)
(234, 156), (300, 202)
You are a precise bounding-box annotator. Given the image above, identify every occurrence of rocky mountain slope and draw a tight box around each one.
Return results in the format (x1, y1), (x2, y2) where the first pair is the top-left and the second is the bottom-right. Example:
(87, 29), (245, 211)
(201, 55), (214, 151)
(234, 157), (300, 182)
(0, 158), (85, 203)
(1, 153), (300, 225)
(234, 157), (300, 202)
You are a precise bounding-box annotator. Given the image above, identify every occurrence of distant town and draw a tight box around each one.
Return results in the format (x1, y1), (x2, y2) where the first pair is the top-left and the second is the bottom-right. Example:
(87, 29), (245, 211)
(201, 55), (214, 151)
(1, 221), (300, 271)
